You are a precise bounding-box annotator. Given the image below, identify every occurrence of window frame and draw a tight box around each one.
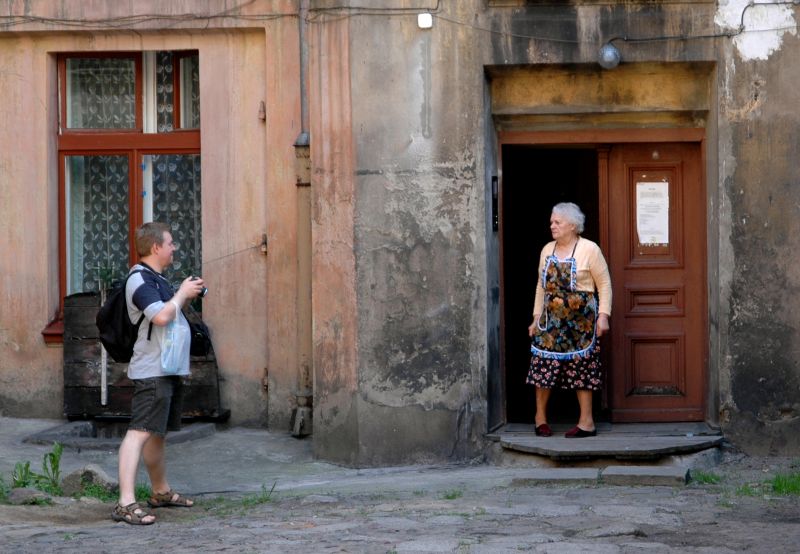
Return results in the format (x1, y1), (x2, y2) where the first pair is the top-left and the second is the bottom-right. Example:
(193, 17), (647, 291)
(48, 51), (201, 342)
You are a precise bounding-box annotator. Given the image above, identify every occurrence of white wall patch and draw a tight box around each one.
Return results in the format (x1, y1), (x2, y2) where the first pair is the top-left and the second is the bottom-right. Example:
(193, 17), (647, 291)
(716, 0), (797, 61)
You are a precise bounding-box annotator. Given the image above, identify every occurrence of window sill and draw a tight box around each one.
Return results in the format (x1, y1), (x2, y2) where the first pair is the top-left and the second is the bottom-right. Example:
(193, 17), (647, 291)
(42, 317), (64, 345)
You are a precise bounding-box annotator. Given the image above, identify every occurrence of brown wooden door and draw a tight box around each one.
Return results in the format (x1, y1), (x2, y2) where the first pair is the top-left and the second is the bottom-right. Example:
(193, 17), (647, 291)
(607, 143), (706, 421)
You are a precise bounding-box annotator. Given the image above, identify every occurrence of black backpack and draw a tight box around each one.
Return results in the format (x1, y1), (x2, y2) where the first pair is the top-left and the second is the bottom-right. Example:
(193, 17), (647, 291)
(96, 270), (151, 363)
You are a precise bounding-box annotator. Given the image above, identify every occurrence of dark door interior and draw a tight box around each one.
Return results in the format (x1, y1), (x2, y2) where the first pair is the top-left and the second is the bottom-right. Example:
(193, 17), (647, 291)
(501, 146), (601, 424)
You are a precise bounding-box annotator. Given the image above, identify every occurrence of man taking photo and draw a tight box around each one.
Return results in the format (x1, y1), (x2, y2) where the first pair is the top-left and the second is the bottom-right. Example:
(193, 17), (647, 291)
(112, 222), (206, 525)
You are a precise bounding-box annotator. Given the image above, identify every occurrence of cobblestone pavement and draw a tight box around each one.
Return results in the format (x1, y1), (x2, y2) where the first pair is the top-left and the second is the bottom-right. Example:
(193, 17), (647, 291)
(2, 418), (799, 553)
(2, 452), (799, 553)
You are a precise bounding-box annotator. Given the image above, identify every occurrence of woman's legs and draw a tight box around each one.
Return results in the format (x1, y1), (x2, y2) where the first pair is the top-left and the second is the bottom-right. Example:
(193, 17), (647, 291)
(535, 387), (551, 426)
(576, 389), (595, 431)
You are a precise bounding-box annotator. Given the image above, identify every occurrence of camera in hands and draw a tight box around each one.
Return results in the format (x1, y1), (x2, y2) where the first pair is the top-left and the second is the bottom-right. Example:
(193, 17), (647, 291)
(190, 276), (208, 298)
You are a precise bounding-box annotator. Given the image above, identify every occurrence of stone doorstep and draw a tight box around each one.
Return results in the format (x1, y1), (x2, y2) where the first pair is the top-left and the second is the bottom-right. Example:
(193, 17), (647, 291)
(511, 468), (601, 486)
(601, 465), (689, 486)
(510, 466), (690, 487)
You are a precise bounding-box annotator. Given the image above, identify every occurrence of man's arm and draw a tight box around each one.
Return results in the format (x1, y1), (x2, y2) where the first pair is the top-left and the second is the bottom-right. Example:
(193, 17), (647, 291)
(149, 276), (205, 326)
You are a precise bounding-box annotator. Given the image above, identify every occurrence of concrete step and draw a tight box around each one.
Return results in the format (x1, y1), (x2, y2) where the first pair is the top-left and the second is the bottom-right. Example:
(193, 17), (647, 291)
(500, 434), (724, 461)
(509, 465), (690, 487)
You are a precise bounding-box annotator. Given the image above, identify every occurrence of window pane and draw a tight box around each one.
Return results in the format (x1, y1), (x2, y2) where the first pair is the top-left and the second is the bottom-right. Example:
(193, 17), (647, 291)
(66, 155), (130, 294)
(66, 58), (136, 129)
(180, 55), (200, 129)
(156, 51), (175, 132)
(145, 154), (202, 284)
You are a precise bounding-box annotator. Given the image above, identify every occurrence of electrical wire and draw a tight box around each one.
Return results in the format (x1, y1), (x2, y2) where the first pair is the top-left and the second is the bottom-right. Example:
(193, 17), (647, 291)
(0, 0), (796, 46)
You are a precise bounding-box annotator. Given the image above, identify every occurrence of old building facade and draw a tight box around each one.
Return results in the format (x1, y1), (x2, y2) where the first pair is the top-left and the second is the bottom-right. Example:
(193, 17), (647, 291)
(1, 0), (798, 464)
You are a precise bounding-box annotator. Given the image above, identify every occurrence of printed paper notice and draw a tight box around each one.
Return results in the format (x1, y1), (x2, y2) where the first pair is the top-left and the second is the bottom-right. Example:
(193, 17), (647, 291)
(636, 182), (669, 245)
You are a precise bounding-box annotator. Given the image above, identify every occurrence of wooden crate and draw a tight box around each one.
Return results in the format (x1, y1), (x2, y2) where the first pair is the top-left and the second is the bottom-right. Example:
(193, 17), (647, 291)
(63, 292), (226, 420)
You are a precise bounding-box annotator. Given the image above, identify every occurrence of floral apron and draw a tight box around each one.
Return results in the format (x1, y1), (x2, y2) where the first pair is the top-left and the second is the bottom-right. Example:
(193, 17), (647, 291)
(526, 240), (603, 390)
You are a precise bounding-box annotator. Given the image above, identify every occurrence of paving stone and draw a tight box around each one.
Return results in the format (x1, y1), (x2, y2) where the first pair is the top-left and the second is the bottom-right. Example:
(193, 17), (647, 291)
(7, 488), (51, 505)
(299, 494), (338, 504)
(580, 523), (646, 538)
(61, 463), (117, 496)
(394, 538), (465, 552)
(510, 468), (600, 486)
(601, 465), (689, 486)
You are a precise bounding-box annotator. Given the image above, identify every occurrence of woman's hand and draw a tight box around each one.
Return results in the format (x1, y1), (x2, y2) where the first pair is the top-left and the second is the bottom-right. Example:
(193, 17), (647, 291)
(528, 316), (539, 338)
(596, 313), (610, 337)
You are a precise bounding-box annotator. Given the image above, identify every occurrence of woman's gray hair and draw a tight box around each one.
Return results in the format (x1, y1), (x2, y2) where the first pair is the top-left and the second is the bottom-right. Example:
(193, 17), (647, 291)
(552, 202), (585, 234)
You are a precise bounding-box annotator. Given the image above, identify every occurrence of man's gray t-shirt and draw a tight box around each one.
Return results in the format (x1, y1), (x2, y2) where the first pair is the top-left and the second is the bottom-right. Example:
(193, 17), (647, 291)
(125, 264), (191, 379)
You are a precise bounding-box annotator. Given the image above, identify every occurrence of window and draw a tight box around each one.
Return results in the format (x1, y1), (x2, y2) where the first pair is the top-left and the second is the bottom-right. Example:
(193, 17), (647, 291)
(49, 51), (201, 340)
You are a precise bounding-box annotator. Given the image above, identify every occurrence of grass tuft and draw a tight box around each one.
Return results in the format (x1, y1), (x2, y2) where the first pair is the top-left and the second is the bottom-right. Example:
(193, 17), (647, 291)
(241, 482), (276, 508)
(768, 472), (800, 496)
(442, 488), (463, 500)
(691, 470), (721, 485)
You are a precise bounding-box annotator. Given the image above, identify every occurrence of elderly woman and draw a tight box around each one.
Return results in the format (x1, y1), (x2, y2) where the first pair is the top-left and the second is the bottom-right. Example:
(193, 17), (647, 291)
(527, 202), (612, 438)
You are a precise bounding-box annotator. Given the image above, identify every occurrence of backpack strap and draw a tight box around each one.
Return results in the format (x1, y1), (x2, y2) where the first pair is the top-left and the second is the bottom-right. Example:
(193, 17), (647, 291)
(126, 268), (154, 342)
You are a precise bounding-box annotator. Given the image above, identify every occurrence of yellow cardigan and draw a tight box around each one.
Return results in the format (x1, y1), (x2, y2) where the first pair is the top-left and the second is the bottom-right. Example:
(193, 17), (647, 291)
(532, 238), (612, 317)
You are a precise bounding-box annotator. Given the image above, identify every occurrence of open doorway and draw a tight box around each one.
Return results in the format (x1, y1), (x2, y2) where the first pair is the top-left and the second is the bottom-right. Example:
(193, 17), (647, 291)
(501, 145), (602, 424)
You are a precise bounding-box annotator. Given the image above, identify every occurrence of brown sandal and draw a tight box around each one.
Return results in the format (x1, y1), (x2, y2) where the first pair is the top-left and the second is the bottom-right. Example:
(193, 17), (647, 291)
(112, 502), (156, 525)
(148, 489), (194, 508)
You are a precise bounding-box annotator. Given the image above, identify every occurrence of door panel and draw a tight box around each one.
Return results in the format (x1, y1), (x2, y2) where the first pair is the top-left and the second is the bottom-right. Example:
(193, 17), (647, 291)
(608, 143), (706, 421)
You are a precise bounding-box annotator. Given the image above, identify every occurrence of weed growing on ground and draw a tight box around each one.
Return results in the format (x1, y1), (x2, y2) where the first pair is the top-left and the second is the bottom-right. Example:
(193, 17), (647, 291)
(12, 461), (34, 488)
(442, 488), (463, 500)
(200, 483), (277, 517)
(768, 472), (800, 496)
(241, 482), (276, 508)
(38, 442), (63, 495)
(76, 481), (117, 502)
(135, 483), (152, 503)
(735, 483), (760, 497)
(412, 490), (426, 497)
(9, 443), (64, 496)
(691, 470), (721, 485)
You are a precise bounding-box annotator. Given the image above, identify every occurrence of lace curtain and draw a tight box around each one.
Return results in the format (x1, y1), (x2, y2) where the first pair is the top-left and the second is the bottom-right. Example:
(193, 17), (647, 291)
(149, 154), (202, 285)
(67, 156), (130, 293)
(66, 58), (135, 129)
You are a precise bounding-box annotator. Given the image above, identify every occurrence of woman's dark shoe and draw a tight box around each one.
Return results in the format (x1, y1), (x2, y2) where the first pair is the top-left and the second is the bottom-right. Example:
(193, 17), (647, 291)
(535, 423), (553, 437)
(565, 426), (596, 438)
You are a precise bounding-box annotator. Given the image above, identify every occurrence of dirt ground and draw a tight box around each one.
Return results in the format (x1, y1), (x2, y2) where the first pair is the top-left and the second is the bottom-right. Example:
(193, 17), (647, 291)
(1, 451), (799, 553)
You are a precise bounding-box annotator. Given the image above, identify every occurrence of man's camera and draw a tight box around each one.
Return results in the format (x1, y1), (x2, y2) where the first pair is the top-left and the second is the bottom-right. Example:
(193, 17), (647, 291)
(190, 276), (208, 298)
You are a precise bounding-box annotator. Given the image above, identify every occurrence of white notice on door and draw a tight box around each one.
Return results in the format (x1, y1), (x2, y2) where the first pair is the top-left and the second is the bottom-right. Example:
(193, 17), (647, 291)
(636, 182), (669, 245)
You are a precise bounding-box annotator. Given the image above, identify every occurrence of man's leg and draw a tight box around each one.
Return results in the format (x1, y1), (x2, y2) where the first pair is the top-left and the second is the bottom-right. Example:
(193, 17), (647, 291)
(117, 429), (156, 523)
(142, 434), (168, 493)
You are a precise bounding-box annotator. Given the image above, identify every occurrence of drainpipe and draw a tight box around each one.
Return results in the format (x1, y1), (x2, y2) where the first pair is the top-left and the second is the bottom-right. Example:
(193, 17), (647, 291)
(291, 0), (313, 437)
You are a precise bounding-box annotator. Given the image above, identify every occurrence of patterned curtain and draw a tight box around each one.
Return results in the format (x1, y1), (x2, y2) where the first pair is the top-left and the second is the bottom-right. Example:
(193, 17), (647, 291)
(180, 54), (201, 129)
(150, 154), (202, 285)
(156, 51), (175, 132)
(67, 155), (130, 293)
(66, 58), (135, 129)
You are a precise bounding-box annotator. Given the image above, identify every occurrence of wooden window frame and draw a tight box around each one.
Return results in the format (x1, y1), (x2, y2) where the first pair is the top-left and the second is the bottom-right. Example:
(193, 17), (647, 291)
(46, 51), (201, 343)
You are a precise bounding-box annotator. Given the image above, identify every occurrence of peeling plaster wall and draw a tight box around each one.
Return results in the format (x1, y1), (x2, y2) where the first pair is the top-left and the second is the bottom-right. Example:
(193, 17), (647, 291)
(342, 4), (488, 465)
(337, 0), (800, 462)
(716, 22), (800, 454)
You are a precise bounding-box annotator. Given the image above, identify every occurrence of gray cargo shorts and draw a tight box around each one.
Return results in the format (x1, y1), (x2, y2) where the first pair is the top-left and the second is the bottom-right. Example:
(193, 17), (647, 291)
(129, 376), (183, 436)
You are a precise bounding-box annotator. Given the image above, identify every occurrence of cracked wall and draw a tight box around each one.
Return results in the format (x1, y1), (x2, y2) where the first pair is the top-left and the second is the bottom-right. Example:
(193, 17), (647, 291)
(717, 25), (800, 453)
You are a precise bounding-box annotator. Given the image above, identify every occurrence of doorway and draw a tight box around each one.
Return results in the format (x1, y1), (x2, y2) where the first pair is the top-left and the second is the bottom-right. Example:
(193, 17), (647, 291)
(499, 139), (707, 425)
(501, 146), (603, 424)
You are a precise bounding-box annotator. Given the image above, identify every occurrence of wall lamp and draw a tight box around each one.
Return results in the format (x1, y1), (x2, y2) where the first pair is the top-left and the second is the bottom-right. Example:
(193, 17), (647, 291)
(598, 42), (621, 69)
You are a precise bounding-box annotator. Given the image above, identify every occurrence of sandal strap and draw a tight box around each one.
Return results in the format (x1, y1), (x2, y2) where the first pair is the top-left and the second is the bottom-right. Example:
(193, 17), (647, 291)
(115, 502), (152, 521)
